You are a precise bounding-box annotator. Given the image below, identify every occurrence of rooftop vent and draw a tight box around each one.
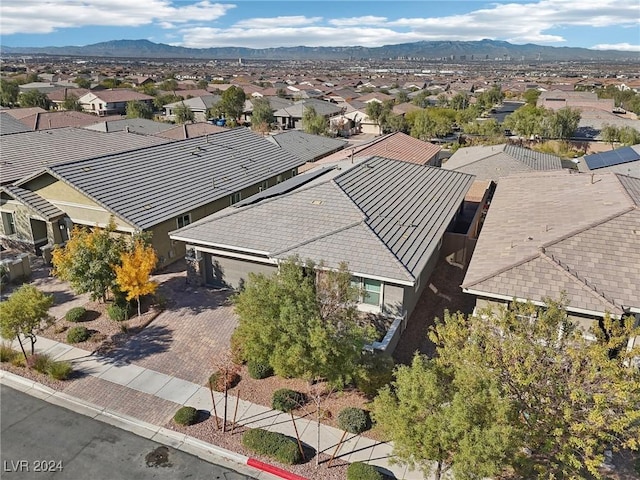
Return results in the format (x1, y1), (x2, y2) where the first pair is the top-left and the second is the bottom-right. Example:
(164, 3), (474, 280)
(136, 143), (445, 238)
(311, 200), (324, 205)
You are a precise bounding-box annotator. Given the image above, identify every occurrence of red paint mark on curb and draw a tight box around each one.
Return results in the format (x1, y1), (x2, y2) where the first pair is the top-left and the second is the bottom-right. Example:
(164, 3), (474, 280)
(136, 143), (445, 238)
(247, 458), (308, 480)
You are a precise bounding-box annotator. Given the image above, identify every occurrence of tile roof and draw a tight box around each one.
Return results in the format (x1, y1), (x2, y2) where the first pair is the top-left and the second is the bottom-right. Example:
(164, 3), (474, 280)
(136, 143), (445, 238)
(1, 127), (172, 185)
(79, 89), (154, 103)
(155, 122), (227, 140)
(83, 118), (174, 134)
(2, 107), (47, 120)
(315, 132), (441, 166)
(463, 171), (640, 315)
(0, 112), (33, 135)
(28, 128), (306, 230)
(19, 110), (106, 130)
(46, 87), (90, 102)
(1, 185), (64, 220)
(273, 98), (343, 118)
(266, 130), (348, 163)
(171, 157), (474, 284)
(164, 95), (221, 111)
(442, 143), (563, 181)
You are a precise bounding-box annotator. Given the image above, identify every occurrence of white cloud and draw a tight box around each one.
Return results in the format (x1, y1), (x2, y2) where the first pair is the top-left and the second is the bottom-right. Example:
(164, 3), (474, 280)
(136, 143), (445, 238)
(591, 43), (640, 52)
(0, 0), (235, 35)
(328, 16), (388, 27)
(233, 16), (322, 29)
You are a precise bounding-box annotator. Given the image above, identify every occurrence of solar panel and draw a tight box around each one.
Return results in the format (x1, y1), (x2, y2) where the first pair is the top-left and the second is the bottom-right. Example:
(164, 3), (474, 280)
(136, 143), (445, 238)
(584, 147), (640, 170)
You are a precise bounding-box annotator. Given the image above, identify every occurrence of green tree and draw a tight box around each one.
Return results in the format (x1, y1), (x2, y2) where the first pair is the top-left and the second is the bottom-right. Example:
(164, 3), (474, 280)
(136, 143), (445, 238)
(450, 92), (469, 111)
(0, 285), (53, 361)
(219, 85), (246, 122)
(173, 103), (195, 124)
(422, 300), (640, 479)
(153, 93), (181, 111)
(232, 258), (375, 388)
(61, 93), (83, 111)
(395, 90), (409, 104)
(545, 107), (581, 141)
(600, 123), (620, 149)
(74, 77), (91, 89)
(373, 354), (519, 480)
(197, 79), (209, 90)
(302, 105), (328, 135)
(523, 88), (541, 106)
(503, 105), (547, 138)
(618, 126), (640, 146)
(0, 79), (20, 106)
(125, 100), (153, 119)
(100, 78), (121, 89)
(51, 221), (128, 302)
(160, 78), (178, 92)
(365, 101), (384, 134)
(18, 89), (51, 109)
(411, 90), (432, 108)
(411, 108), (456, 140)
(250, 97), (274, 133)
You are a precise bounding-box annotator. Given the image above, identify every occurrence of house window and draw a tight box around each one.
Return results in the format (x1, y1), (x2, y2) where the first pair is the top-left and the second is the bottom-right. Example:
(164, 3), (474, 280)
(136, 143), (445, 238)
(276, 175), (283, 184)
(1, 212), (16, 235)
(351, 276), (382, 306)
(230, 192), (242, 205)
(259, 180), (268, 192)
(176, 214), (191, 229)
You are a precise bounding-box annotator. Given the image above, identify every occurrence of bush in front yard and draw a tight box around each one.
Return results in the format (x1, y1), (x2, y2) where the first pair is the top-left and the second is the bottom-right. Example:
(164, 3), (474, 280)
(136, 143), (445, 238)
(208, 370), (240, 392)
(67, 326), (90, 343)
(65, 306), (87, 322)
(247, 360), (273, 379)
(242, 429), (302, 465)
(27, 353), (52, 374)
(0, 343), (18, 363)
(271, 388), (305, 413)
(48, 361), (73, 380)
(107, 304), (130, 322)
(347, 462), (383, 480)
(338, 407), (371, 434)
(355, 352), (395, 399)
(173, 406), (199, 426)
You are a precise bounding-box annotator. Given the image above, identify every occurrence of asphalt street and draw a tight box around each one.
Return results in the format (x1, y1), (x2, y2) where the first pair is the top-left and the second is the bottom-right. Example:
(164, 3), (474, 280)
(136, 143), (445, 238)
(0, 384), (256, 480)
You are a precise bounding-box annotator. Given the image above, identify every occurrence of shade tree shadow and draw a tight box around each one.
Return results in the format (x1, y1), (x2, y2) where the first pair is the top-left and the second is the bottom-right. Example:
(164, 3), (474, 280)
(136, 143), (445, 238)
(94, 324), (173, 366)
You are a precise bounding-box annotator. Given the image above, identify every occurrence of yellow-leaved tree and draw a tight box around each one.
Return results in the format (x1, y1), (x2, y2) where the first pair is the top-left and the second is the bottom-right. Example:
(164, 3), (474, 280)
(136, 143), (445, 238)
(114, 239), (158, 317)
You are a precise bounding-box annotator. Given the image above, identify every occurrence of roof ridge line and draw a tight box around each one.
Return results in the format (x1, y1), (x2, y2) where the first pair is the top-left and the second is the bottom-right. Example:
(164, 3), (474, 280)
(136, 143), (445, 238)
(271, 220), (364, 257)
(539, 252), (622, 313)
(462, 251), (541, 289)
(614, 173), (640, 207)
(540, 206), (635, 249)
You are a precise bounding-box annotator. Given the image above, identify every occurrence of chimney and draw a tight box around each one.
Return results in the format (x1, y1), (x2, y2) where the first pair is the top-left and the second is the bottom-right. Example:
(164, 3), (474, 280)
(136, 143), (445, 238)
(125, 125), (130, 133)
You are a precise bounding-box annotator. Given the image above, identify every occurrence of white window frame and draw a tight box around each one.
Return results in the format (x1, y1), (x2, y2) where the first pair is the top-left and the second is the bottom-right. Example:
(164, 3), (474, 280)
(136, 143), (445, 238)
(176, 213), (191, 229)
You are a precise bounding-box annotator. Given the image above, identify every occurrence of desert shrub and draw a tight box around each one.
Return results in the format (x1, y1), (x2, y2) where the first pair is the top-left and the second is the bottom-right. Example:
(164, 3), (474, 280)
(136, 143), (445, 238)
(247, 360), (273, 379)
(229, 331), (246, 365)
(48, 361), (73, 380)
(173, 406), (199, 426)
(107, 304), (130, 321)
(208, 370), (240, 392)
(338, 407), (370, 434)
(347, 462), (383, 480)
(10, 354), (25, 367)
(27, 353), (52, 374)
(271, 388), (305, 413)
(355, 352), (395, 398)
(0, 343), (18, 363)
(67, 326), (90, 343)
(65, 306), (87, 322)
(242, 429), (302, 465)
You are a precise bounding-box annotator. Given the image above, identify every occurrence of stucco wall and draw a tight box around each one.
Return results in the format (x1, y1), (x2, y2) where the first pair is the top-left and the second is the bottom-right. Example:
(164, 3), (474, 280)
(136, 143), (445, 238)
(402, 241), (442, 317)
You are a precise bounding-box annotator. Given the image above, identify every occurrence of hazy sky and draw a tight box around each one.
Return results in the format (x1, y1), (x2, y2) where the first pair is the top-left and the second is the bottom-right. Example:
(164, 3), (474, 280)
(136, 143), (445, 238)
(2, 0), (639, 51)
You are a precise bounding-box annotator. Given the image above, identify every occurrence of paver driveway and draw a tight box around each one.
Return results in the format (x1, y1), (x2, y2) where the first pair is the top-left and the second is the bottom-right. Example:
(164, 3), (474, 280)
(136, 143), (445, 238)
(98, 260), (238, 386)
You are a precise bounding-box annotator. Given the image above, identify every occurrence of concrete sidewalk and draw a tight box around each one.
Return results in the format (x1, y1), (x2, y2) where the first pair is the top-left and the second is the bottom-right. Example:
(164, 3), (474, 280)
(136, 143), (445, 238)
(3, 335), (424, 480)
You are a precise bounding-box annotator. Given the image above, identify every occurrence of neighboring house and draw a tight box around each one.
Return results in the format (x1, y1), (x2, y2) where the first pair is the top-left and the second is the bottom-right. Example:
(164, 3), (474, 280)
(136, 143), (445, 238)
(0, 112), (33, 135)
(16, 110), (109, 131)
(2, 107), (47, 120)
(2, 128), (305, 267)
(303, 132), (441, 172)
(461, 171), (640, 334)
(155, 122), (227, 140)
(78, 89), (154, 116)
(169, 157), (474, 329)
(83, 118), (174, 135)
(576, 144), (640, 177)
(265, 130), (348, 163)
(47, 87), (90, 110)
(573, 108), (640, 141)
(0, 127), (172, 186)
(163, 95), (221, 122)
(272, 98), (343, 130)
(442, 143), (563, 182)
(537, 90), (615, 112)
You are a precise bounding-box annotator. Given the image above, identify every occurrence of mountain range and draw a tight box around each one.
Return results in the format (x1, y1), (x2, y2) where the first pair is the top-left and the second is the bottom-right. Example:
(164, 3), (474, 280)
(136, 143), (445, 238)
(2, 39), (638, 61)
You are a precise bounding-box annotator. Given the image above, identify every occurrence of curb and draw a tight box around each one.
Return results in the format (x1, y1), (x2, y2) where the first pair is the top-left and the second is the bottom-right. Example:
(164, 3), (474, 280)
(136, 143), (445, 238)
(247, 458), (309, 480)
(0, 371), (307, 480)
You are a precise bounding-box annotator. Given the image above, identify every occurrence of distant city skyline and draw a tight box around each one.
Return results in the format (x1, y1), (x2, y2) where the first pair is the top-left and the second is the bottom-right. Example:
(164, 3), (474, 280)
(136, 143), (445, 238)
(1, 0), (639, 52)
